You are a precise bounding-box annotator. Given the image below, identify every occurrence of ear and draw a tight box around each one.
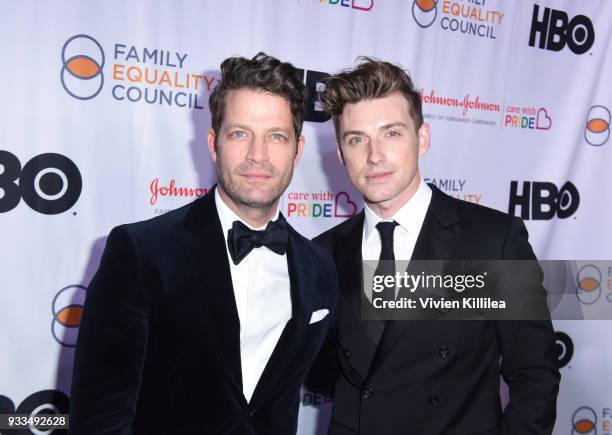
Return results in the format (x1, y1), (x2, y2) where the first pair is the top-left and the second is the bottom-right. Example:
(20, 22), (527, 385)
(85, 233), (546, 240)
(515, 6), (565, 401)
(207, 128), (218, 162)
(417, 123), (430, 157)
(293, 134), (305, 167)
(336, 142), (346, 166)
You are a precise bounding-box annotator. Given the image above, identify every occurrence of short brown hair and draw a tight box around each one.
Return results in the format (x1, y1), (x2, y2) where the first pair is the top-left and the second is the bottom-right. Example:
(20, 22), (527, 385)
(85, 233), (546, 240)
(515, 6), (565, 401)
(321, 57), (423, 141)
(209, 52), (307, 142)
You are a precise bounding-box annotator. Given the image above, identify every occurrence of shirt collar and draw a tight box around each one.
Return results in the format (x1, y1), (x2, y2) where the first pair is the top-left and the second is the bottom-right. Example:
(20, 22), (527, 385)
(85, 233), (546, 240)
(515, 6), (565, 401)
(215, 187), (280, 241)
(363, 177), (432, 241)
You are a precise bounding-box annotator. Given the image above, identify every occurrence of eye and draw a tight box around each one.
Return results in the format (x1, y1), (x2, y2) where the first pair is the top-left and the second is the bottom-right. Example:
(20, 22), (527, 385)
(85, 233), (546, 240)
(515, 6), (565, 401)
(386, 130), (401, 137)
(348, 136), (365, 146)
(270, 133), (288, 142)
(229, 130), (247, 139)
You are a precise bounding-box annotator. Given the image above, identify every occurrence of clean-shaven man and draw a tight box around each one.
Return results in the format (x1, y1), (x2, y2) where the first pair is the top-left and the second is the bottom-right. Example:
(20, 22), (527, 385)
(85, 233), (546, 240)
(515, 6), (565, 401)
(70, 53), (339, 435)
(305, 58), (560, 435)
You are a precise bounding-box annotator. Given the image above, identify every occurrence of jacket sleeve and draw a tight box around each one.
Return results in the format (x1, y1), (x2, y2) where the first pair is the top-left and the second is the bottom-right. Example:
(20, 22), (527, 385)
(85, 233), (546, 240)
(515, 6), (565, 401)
(304, 234), (341, 398)
(304, 324), (339, 398)
(496, 217), (560, 435)
(69, 226), (149, 435)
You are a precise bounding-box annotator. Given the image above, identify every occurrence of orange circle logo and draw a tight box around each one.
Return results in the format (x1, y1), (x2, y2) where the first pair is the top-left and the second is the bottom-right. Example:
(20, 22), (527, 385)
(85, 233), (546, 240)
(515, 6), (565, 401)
(576, 264), (601, 305)
(572, 407), (597, 434)
(52, 284), (86, 347)
(412, 0), (437, 28)
(61, 34), (105, 100)
(585, 105), (610, 146)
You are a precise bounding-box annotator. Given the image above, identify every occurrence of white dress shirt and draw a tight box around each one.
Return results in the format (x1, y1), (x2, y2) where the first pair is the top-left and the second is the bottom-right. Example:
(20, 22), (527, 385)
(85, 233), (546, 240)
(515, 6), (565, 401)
(215, 189), (292, 403)
(362, 177), (432, 263)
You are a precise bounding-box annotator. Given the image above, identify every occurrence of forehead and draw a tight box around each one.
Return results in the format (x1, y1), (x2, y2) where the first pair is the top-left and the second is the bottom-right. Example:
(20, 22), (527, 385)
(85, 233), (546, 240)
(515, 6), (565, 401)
(340, 92), (413, 130)
(223, 88), (293, 126)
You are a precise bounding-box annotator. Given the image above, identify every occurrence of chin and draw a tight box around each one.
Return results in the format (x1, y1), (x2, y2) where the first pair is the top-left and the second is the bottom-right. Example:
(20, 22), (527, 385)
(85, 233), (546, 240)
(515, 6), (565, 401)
(363, 194), (392, 205)
(239, 190), (275, 205)
(244, 186), (284, 207)
(361, 186), (395, 203)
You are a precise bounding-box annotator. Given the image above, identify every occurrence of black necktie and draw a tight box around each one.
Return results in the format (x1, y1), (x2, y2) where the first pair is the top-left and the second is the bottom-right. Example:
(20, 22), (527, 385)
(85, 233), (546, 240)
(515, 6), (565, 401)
(227, 217), (289, 265)
(375, 221), (398, 303)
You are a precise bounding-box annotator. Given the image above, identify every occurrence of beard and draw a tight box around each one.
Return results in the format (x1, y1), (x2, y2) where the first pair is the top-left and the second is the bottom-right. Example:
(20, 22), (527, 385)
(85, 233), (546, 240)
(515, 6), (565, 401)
(216, 157), (294, 210)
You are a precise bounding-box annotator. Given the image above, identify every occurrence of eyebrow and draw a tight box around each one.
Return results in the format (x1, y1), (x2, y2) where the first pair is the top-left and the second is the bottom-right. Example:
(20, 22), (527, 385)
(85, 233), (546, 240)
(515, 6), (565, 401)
(380, 122), (409, 130)
(342, 130), (366, 140)
(341, 122), (408, 140)
(266, 127), (291, 135)
(224, 124), (291, 135)
(224, 123), (252, 133)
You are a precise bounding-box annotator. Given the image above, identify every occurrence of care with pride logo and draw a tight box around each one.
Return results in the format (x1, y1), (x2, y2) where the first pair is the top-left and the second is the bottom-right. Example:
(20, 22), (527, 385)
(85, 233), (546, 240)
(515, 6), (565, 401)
(285, 190), (358, 218)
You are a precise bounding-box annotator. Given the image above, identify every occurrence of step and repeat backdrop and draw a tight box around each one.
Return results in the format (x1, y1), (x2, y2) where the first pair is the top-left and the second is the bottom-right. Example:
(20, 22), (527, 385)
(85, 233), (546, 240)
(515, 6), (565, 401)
(1, 0), (611, 433)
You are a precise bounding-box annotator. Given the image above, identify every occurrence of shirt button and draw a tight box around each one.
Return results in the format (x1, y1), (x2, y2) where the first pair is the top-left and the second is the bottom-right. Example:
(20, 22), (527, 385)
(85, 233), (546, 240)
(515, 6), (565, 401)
(363, 387), (374, 399)
(438, 346), (450, 359)
(429, 396), (441, 406)
(343, 350), (352, 359)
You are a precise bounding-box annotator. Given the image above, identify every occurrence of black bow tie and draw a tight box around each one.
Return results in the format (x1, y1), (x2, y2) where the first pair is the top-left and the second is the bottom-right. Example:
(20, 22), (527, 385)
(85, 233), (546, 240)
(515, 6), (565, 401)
(227, 217), (289, 265)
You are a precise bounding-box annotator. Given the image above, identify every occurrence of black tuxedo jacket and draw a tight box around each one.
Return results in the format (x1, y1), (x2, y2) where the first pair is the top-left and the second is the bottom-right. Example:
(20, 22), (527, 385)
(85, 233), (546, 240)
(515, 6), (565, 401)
(69, 188), (339, 435)
(305, 185), (560, 435)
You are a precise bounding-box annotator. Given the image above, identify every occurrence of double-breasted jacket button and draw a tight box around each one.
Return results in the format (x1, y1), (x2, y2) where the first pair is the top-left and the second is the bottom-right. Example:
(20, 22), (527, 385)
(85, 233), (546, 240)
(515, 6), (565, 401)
(438, 346), (450, 359)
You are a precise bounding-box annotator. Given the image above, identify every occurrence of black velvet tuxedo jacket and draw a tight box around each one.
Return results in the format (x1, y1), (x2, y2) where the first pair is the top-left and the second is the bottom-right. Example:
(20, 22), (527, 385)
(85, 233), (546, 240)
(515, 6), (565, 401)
(305, 185), (560, 435)
(69, 188), (339, 435)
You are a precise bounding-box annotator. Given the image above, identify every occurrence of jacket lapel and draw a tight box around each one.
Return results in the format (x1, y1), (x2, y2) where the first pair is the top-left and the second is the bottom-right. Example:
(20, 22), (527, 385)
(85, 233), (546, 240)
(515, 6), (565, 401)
(249, 224), (315, 405)
(184, 188), (244, 399)
(334, 212), (387, 377)
(368, 185), (462, 377)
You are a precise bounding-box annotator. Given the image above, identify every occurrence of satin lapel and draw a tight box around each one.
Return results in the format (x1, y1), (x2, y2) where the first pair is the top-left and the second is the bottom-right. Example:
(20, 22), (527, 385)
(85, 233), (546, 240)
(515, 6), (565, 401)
(368, 186), (462, 377)
(184, 188), (244, 398)
(249, 226), (315, 405)
(335, 212), (386, 353)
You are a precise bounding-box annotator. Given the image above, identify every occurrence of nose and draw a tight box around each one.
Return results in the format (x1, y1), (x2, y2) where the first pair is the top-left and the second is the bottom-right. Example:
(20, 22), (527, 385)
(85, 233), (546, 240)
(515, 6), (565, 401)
(367, 137), (385, 165)
(245, 135), (268, 163)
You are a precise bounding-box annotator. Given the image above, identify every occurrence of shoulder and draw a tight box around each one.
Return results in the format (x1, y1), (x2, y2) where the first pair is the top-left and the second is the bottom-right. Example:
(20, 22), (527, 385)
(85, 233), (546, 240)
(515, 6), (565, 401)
(287, 226), (340, 308)
(105, 199), (198, 255)
(457, 197), (516, 227)
(431, 184), (518, 232)
(429, 185), (533, 258)
(117, 201), (192, 237)
(288, 225), (334, 266)
(455, 198), (527, 247)
(312, 212), (364, 251)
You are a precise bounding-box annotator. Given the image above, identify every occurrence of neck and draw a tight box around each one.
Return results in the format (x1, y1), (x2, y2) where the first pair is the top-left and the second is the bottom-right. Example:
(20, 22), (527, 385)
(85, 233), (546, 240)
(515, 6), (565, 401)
(217, 186), (278, 228)
(366, 175), (421, 220)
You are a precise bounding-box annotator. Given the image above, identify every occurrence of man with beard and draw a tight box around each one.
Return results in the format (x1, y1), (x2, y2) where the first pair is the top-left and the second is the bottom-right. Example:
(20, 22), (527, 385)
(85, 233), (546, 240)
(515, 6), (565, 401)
(70, 53), (339, 435)
(305, 58), (559, 434)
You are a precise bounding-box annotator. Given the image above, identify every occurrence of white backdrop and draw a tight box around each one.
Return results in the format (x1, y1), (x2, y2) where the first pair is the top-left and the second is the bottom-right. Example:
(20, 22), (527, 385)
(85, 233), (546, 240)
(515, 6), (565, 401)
(1, 1), (611, 433)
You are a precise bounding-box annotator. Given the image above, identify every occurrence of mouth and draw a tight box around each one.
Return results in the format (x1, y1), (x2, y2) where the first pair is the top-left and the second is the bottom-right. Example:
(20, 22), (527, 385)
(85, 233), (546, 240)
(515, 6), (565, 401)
(241, 172), (273, 181)
(365, 171), (393, 183)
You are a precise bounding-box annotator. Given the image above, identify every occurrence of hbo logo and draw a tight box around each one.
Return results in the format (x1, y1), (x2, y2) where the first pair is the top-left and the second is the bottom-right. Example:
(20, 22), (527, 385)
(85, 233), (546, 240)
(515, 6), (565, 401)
(0, 150), (82, 214)
(508, 181), (580, 220)
(528, 4), (595, 54)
